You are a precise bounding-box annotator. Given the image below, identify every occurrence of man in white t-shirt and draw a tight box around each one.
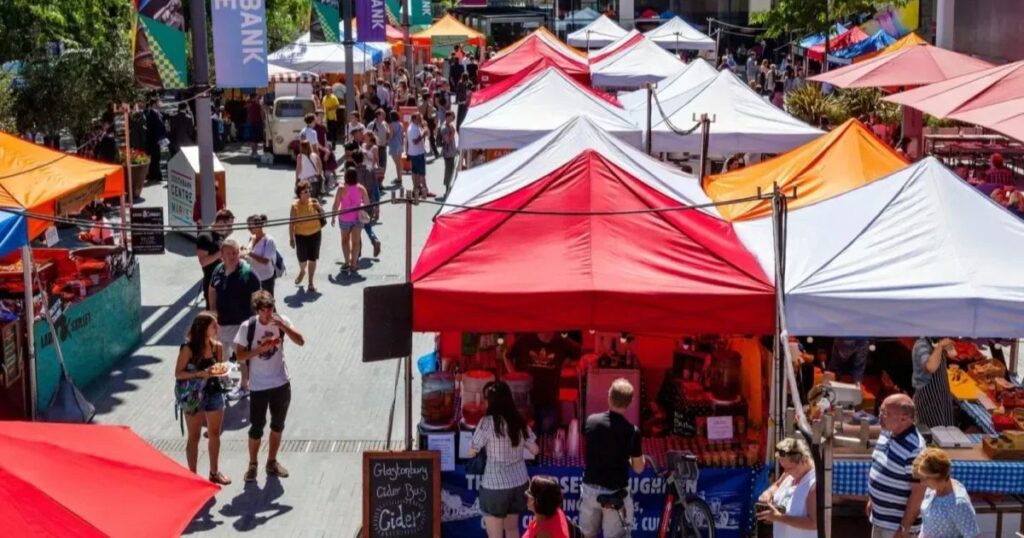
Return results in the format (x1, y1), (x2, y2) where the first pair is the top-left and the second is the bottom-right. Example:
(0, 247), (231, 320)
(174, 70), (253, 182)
(299, 113), (319, 151)
(406, 113), (431, 198)
(234, 290), (305, 483)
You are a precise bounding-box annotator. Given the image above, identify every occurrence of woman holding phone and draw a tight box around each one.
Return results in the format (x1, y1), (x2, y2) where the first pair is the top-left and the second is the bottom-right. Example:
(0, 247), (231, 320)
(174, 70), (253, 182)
(756, 438), (817, 537)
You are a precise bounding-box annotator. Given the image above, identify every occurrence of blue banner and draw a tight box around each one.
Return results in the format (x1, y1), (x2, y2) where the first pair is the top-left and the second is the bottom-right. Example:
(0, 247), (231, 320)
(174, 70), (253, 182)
(440, 465), (760, 538)
(211, 0), (269, 88)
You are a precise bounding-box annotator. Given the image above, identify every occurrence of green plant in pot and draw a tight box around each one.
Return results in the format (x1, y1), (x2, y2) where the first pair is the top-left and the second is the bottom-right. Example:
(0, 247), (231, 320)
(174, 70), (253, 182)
(119, 148), (150, 199)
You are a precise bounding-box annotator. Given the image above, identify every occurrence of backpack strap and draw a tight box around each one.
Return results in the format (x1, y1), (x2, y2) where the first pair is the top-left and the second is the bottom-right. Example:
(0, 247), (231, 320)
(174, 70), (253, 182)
(246, 316), (259, 351)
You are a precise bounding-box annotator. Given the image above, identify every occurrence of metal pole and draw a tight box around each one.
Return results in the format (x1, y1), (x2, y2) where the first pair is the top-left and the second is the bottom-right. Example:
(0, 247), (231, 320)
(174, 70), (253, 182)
(190, 0), (217, 226)
(404, 195), (414, 451)
(21, 245), (35, 420)
(697, 113), (710, 182)
(342, 0), (356, 116)
(770, 183), (786, 465)
(822, 0), (830, 73)
(403, 0), (414, 90)
(645, 83), (653, 156)
(121, 104), (132, 249)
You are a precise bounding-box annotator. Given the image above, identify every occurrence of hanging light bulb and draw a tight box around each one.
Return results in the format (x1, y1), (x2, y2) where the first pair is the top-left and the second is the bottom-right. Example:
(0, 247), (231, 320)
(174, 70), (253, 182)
(560, 332), (569, 338)
(869, 344), (876, 352)
(805, 336), (814, 344)
(588, 329), (596, 335)
(496, 337), (505, 346)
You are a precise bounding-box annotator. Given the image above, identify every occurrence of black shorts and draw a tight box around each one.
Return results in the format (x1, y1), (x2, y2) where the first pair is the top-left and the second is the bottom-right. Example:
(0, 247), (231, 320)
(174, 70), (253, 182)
(479, 484), (528, 518)
(248, 382), (291, 439)
(295, 232), (321, 262)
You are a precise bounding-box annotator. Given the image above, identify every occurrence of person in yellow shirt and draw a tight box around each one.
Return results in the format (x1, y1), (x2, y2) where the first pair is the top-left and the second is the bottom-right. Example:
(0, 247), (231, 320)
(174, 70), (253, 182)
(322, 91), (340, 144)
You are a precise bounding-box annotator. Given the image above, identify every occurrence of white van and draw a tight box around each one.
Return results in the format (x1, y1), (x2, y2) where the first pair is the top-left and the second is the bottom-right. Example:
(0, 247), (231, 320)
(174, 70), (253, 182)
(263, 82), (316, 159)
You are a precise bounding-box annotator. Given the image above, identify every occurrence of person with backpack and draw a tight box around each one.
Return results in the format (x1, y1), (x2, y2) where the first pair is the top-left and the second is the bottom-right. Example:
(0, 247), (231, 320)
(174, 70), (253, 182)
(243, 214), (281, 296)
(234, 291), (305, 483)
(174, 311), (231, 485)
(209, 239), (262, 401)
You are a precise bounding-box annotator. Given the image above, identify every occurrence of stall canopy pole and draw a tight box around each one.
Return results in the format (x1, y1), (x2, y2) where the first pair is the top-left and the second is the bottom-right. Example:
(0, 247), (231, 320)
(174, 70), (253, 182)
(404, 194), (414, 451)
(342, 0), (356, 116)
(189, 0), (217, 226)
(120, 104), (131, 249)
(770, 182), (788, 465)
(22, 245), (35, 420)
(403, 0), (414, 90)
(696, 113), (713, 182)
(645, 83), (653, 156)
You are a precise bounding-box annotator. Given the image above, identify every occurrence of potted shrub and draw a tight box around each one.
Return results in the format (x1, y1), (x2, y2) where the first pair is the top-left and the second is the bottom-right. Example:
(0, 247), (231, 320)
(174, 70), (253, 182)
(120, 148), (149, 199)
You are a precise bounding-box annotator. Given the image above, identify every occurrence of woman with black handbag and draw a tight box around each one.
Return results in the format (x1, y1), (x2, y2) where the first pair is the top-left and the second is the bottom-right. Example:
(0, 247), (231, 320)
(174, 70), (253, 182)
(469, 381), (540, 538)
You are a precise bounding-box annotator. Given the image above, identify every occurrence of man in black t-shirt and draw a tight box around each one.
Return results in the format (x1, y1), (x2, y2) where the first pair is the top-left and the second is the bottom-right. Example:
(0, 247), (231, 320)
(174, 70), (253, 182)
(505, 332), (580, 434)
(580, 378), (645, 538)
(196, 209), (234, 309)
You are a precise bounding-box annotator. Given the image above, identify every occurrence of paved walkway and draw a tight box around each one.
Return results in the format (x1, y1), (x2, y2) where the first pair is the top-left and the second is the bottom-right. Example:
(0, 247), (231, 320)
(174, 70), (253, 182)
(85, 144), (447, 536)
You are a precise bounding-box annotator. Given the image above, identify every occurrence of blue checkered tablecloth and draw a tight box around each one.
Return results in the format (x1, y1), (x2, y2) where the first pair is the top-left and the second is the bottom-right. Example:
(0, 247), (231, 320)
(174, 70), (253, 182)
(959, 400), (999, 435)
(834, 458), (1024, 496)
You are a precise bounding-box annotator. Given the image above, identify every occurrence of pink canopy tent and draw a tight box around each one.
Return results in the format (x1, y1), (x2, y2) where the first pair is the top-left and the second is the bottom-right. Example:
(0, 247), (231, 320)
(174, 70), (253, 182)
(810, 42), (992, 89)
(885, 60), (1024, 143)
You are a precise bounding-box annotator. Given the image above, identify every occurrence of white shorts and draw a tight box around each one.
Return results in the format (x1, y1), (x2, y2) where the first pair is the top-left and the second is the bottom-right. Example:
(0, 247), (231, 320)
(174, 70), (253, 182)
(578, 483), (634, 538)
(217, 324), (240, 360)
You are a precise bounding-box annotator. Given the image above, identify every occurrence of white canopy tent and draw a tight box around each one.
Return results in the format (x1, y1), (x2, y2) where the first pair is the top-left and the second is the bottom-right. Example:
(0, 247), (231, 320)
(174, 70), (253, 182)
(267, 41), (372, 74)
(447, 115), (709, 216)
(643, 17), (716, 51)
(567, 15), (629, 49)
(618, 57), (718, 111)
(460, 68), (642, 150)
(590, 35), (685, 90)
(647, 70), (822, 154)
(735, 157), (1024, 337)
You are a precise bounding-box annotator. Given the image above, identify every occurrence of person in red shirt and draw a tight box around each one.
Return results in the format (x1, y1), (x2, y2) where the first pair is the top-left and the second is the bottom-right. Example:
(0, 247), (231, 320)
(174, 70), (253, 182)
(524, 476), (571, 538)
(985, 153), (1015, 186)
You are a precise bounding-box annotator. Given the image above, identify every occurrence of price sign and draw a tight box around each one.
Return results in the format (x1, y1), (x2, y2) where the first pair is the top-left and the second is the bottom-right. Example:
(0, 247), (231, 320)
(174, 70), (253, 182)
(130, 206), (165, 255)
(707, 415), (735, 441)
(363, 451), (440, 538)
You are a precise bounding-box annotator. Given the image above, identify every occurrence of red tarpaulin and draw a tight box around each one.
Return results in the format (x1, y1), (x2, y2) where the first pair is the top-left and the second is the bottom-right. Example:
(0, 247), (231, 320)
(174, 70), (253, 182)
(412, 150), (774, 334)
(0, 422), (219, 538)
(807, 27), (869, 62)
(588, 30), (645, 64)
(470, 61), (620, 107)
(479, 36), (590, 87)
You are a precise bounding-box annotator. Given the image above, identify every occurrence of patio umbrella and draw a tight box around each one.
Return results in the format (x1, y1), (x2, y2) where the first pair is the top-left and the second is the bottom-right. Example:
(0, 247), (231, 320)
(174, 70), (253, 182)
(0, 421), (219, 537)
(809, 42), (992, 89)
(885, 60), (1024, 142)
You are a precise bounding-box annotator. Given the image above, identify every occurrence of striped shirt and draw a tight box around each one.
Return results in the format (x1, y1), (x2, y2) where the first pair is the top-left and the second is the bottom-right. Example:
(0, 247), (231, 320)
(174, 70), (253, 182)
(869, 426), (925, 532)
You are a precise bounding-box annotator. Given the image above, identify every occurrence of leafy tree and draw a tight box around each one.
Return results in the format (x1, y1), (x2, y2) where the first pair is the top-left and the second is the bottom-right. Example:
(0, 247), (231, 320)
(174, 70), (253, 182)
(0, 72), (15, 132)
(752, 0), (908, 39)
(267, 0), (311, 51)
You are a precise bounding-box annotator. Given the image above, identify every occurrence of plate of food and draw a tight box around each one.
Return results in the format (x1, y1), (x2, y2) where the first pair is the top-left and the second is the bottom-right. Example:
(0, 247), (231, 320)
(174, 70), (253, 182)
(209, 363), (230, 377)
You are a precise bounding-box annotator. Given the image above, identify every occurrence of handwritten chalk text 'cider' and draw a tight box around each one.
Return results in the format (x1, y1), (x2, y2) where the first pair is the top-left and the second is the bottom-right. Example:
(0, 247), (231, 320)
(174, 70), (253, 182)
(378, 504), (425, 533)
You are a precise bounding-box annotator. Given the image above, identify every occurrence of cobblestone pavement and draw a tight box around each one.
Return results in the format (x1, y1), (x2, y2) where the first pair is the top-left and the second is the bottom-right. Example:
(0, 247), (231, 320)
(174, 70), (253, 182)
(84, 144), (446, 537)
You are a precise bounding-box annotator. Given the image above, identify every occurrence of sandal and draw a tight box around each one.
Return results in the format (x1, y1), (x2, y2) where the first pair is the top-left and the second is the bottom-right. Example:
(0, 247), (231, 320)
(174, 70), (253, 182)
(244, 462), (258, 483)
(294, 272), (305, 285)
(209, 471), (232, 485)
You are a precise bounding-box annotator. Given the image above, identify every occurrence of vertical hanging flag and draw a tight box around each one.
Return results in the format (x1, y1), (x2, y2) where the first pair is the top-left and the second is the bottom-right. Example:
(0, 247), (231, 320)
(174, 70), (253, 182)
(132, 0), (188, 89)
(356, 0), (387, 42)
(309, 0), (340, 42)
(409, 0), (432, 27)
(211, 0), (268, 87)
(384, 0), (402, 26)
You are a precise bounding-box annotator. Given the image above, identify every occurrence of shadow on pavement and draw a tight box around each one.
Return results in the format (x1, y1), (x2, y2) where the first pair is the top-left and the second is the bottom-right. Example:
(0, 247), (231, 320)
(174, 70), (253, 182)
(220, 398), (251, 432)
(280, 287), (321, 309)
(141, 283), (203, 346)
(183, 497), (224, 534)
(85, 354), (161, 415)
(219, 476), (293, 532)
(166, 232), (200, 257)
(328, 271), (367, 287)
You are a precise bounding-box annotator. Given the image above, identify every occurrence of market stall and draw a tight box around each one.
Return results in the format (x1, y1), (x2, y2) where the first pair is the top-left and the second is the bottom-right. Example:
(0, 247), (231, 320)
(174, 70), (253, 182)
(644, 69), (822, 155)
(589, 34), (684, 90)
(414, 117), (775, 537)
(478, 30), (590, 86)
(267, 40), (373, 75)
(0, 134), (139, 417)
(642, 16), (715, 52)
(617, 57), (718, 112)
(491, 27), (584, 62)
(566, 14), (628, 49)
(805, 27), (869, 63)
(459, 68), (641, 152)
(411, 14), (486, 61)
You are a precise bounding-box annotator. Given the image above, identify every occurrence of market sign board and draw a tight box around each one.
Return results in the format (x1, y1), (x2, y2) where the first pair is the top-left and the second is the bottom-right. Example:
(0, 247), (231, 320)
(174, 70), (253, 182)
(211, 0), (269, 88)
(363, 451), (440, 538)
(431, 35), (477, 59)
(130, 206), (166, 255)
(55, 179), (104, 216)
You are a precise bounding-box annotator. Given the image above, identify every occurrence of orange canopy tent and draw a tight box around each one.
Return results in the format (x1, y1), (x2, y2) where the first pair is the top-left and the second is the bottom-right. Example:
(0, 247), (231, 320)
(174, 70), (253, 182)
(0, 133), (124, 238)
(411, 14), (485, 53)
(702, 119), (908, 221)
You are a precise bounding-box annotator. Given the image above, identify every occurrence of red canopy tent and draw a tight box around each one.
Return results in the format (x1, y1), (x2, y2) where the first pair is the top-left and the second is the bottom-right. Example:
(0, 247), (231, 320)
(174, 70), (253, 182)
(478, 37), (590, 87)
(412, 150), (774, 334)
(807, 27), (869, 62)
(0, 422), (219, 537)
(809, 42), (992, 89)
(470, 61), (620, 108)
(588, 30), (645, 64)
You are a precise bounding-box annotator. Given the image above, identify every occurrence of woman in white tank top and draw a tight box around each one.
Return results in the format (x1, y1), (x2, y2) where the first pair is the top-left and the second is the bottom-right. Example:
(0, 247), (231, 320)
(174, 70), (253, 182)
(757, 438), (818, 538)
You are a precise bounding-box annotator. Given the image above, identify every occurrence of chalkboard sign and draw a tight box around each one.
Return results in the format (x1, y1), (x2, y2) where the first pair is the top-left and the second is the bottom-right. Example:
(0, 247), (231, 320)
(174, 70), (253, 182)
(363, 451), (440, 538)
(130, 206), (165, 255)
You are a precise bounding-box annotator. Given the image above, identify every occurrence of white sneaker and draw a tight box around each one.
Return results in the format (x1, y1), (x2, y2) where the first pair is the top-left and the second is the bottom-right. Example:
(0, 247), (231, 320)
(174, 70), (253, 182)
(227, 387), (250, 401)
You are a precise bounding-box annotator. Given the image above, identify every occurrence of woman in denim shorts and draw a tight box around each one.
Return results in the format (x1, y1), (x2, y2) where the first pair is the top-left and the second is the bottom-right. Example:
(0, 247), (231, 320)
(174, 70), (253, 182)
(331, 168), (370, 275)
(175, 311), (231, 485)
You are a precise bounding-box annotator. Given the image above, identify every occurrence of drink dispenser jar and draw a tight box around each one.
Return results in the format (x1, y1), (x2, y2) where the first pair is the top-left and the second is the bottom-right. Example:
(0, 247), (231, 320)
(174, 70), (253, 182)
(421, 373), (456, 427)
(461, 370), (495, 428)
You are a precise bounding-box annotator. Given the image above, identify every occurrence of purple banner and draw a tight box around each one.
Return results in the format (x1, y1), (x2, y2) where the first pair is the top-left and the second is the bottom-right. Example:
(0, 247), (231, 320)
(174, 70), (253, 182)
(356, 0), (387, 42)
